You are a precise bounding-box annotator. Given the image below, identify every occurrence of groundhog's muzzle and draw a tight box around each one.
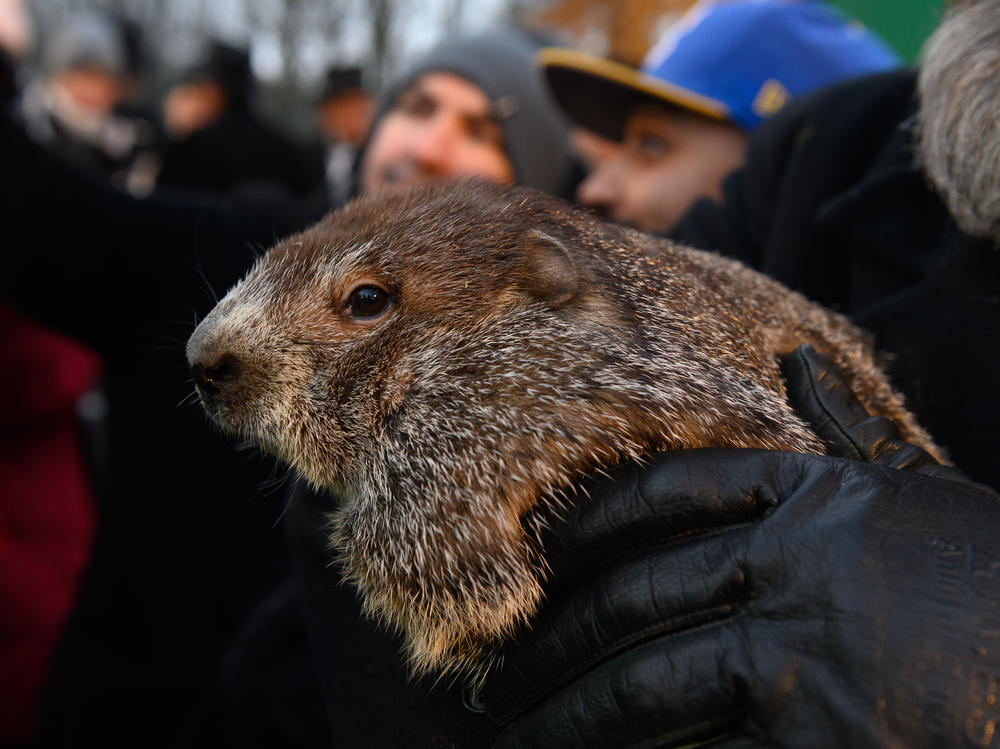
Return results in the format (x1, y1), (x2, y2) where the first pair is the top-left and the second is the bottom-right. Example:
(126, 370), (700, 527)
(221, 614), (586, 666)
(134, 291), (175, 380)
(187, 315), (253, 425)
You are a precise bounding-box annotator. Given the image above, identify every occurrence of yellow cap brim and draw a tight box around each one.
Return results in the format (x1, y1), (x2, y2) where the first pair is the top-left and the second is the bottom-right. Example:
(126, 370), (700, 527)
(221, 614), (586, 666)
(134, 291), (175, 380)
(538, 47), (730, 141)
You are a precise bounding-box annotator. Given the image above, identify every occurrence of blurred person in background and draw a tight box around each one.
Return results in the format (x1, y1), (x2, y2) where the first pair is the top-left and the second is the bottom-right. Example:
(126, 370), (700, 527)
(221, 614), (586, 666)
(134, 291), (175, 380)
(314, 65), (372, 207)
(540, 0), (900, 233)
(156, 39), (325, 200)
(17, 9), (159, 188)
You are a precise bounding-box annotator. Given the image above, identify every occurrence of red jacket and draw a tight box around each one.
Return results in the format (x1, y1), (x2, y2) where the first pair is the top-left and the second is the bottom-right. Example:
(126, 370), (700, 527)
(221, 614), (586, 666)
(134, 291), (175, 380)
(0, 302), (100, 743)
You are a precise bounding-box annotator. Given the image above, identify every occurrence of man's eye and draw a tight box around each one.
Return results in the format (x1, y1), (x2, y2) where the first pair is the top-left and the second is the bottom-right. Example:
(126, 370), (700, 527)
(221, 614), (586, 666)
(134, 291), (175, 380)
(396, 92), (434, 118)
(343, 284), (392, 320)
(636, 133), (670, 157)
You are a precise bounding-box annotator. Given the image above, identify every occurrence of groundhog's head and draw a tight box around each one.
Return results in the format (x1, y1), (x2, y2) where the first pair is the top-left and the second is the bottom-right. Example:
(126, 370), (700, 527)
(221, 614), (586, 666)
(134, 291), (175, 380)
(187, 180), (623, 484)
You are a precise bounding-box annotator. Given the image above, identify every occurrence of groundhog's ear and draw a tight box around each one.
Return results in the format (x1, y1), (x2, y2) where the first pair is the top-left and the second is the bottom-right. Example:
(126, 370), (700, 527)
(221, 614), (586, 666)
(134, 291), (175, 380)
(522, 229), (577, 308)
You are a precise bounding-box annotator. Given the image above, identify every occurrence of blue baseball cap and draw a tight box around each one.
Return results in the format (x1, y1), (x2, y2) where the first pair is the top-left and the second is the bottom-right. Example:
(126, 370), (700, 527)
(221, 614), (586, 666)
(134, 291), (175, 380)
(539, 0), (900, 138)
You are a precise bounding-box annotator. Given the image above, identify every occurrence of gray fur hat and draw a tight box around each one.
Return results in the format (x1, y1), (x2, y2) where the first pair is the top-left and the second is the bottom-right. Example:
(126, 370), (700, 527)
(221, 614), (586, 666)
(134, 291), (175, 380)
(374, 28), (573, 196)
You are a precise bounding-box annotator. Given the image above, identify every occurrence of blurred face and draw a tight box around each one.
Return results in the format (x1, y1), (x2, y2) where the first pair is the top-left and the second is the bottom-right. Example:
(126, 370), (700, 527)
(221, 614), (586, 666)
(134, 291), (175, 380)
(317, 89), (373, 146)
(163, 80), (225, 138)
(576, 103), (747, 234)
(359, 72), (515, 194)
(46, 66), (124, 139)
(51, 66), (123, 117)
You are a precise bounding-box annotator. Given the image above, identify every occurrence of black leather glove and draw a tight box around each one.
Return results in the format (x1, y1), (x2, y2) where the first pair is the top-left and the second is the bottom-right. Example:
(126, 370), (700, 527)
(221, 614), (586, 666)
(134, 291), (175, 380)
(485, 345), (1000, 748)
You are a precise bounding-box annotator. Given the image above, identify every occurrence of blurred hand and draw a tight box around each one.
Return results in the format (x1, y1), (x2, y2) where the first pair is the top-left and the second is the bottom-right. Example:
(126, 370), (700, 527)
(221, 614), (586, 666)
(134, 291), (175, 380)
(485, 346), (1000, 748)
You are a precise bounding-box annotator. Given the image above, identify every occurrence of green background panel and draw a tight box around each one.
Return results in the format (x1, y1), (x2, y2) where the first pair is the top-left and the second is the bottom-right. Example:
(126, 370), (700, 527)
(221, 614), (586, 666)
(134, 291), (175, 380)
(832, 0), (946, 62)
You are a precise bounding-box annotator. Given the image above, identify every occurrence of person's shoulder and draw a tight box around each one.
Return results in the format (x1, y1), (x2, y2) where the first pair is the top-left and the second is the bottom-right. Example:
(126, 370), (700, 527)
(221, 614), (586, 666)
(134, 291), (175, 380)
(789, 68), (917, 123)
(673, 69), (920, 270)
(737, 68), (917, 201)
(796, 68), (918, 144)
(754, 69), (917, 159)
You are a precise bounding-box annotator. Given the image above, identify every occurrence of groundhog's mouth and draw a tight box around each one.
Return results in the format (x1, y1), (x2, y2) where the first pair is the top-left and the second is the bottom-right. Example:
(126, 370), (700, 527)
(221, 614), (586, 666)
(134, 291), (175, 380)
(194, 388), (246, 433)
(191, 379), (263, 439)
(200, 398), (290, 464)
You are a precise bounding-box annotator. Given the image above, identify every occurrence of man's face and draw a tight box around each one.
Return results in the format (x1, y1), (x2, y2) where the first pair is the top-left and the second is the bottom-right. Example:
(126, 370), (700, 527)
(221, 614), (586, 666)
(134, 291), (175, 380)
(47, 66), (124, 139)
(359, 72), (515, 195)
(576, 103), (747, 234)
(162, 80), (225, 138)
(317, 89), (372, 147)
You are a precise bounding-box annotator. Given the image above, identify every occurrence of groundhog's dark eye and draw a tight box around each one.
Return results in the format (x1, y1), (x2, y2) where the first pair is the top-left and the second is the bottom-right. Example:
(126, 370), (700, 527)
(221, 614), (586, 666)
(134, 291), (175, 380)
(344, 284), (392, 320)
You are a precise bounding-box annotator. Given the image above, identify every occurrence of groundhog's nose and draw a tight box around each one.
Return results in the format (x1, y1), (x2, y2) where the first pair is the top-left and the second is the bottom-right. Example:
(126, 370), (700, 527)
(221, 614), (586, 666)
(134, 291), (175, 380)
(187, 313), (244, 401)
(190, 352), (244, 397)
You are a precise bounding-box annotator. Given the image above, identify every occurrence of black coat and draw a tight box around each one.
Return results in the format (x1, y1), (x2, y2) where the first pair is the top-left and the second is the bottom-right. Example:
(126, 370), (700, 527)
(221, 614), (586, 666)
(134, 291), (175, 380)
(675, 69), (1000, 490)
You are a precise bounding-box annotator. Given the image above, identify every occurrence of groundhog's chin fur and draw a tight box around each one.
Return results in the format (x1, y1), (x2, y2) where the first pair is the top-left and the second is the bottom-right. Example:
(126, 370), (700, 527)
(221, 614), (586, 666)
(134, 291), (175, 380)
(187, 179), (944, 683)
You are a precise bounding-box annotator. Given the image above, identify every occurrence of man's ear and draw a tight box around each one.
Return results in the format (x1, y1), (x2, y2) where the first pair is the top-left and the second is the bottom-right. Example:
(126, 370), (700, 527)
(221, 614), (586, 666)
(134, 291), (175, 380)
(522, 229), (578, 308)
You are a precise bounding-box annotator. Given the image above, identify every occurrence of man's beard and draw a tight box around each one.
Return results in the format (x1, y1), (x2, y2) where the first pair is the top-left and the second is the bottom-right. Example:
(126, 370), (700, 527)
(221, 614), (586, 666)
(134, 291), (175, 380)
(918, 0), (1000, 243)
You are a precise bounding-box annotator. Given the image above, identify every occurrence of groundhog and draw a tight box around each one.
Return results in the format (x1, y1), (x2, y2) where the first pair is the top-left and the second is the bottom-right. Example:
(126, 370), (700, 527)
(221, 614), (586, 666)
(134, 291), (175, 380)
(186, 179), (943, 682)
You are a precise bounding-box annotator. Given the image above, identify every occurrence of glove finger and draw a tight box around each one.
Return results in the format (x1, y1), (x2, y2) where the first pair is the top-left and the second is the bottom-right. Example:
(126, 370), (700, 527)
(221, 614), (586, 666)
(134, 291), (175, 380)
(489, 529), (750, 723)
(490, 619), (748, 749)
(543, 448), (801, 582)
(780, 345), (946, 473)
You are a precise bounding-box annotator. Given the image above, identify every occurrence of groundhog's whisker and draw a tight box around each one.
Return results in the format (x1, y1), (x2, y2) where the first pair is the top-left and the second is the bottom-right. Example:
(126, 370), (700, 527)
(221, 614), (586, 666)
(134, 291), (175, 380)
(176, 389), (202, 408)
(271, 480), (300, 530)
(141, 340), (194, 353)
(181, 252), (221, 305)
(257, 468), (295, 500)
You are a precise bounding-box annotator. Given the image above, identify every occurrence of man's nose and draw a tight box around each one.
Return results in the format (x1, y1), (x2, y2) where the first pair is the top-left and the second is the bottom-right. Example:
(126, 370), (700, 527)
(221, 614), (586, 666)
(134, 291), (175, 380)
(410, 115), (459, 174)
(576, 161), (624, 209)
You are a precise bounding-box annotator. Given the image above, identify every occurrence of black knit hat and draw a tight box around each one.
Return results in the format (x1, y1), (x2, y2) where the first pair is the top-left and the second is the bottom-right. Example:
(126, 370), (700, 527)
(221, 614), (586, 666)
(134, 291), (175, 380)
(184, 41), (254, 105)
(319, 66), (365, 102)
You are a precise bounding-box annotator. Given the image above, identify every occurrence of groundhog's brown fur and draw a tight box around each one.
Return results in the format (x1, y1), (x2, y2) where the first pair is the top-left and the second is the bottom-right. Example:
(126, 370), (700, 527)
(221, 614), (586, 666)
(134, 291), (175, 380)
(187, 180), (943, 681)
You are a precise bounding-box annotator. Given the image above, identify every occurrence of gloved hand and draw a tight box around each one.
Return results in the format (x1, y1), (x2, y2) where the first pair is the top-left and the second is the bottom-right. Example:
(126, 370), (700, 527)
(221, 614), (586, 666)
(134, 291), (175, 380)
(484, 345), (1000, 748)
